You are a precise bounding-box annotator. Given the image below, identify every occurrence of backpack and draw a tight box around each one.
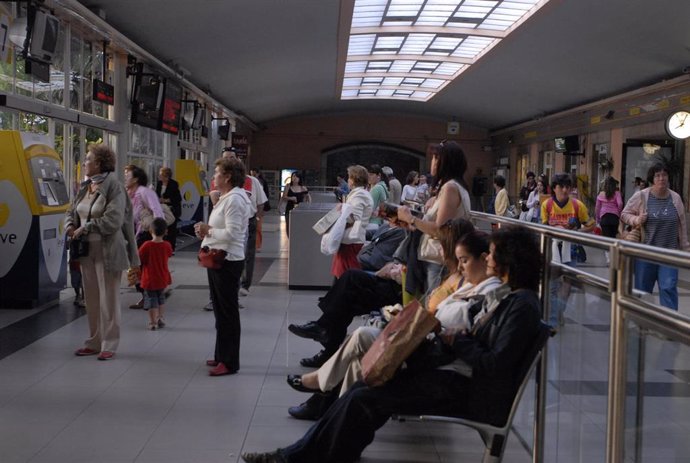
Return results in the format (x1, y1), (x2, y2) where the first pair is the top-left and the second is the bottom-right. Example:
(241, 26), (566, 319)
(357, 225), (407, 271)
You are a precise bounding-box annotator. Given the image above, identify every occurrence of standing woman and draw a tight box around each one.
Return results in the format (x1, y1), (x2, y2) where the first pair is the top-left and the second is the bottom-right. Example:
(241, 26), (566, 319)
(66, 144), (139, 361)
(282, 171), (311, 238)
(156, 167), (182, 252)
(621, 163), (690, 311)
(397, 141), (472, 292)
(526, 178), (546, 223)
(195, 157), (251, 376)
(595, 176), (623, 240)
(401, 170), (419, 204)
(331, 165), (374, 279)
(125, 165), (164, 309)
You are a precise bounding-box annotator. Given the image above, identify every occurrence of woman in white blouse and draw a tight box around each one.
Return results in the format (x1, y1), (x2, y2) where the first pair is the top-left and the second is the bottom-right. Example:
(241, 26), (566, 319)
(194, 157), (251, 376)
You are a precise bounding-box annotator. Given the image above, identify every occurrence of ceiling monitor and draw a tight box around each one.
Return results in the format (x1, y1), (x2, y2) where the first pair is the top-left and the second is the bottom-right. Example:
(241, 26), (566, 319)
(190, 104), (205, 130)
(29, 10), (60, 63)
(160, 79), (182, 134)
(130, 64), (164, 130)
(218, 123), (230, 140)
(555, 135), (581, 154)
(554, 137), (566, 152)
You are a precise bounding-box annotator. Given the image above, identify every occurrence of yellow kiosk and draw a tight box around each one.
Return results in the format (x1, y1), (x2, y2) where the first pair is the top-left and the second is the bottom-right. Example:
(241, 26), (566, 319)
(0, 131), (69, 307)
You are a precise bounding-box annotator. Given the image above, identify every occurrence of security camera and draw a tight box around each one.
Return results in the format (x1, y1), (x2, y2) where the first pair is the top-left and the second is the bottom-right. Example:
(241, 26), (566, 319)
(683, 66), (690, 74)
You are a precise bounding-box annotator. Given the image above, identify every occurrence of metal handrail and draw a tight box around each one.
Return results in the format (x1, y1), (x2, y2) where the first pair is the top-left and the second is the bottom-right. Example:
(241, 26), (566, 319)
(469, 211), (690, 463)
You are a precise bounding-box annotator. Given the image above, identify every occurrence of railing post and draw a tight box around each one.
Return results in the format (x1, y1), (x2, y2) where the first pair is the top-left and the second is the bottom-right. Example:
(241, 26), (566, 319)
(533, 232), (551, 462)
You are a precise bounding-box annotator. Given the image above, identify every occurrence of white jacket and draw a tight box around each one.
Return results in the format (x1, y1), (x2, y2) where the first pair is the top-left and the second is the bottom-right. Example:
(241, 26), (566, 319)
(341, 187), (374, 245)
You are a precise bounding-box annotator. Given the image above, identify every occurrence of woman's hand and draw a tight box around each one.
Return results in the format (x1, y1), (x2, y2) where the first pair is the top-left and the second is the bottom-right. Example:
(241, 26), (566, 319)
(194, 222), (210, 238)
(66, 225), (75, 238)
(72, 226), (86, 239)
(396, 205), (413, 223)
(635, 212), (648, 226)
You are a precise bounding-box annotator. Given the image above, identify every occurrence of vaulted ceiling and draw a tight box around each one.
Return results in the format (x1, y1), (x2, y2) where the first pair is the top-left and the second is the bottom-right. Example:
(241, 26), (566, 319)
(76, 0), (690, 130)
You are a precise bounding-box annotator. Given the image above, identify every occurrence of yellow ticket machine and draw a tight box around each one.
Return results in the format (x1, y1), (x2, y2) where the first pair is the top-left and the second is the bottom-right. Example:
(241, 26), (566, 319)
(0, 131), (69, 307)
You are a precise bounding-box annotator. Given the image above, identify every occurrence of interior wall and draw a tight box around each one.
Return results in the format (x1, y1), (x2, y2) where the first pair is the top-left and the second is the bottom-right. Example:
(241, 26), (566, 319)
(248, 112), (492, 186)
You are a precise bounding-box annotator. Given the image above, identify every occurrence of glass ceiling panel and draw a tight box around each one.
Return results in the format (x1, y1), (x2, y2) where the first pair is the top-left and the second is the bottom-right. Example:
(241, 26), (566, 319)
(341, 0), (550, 101)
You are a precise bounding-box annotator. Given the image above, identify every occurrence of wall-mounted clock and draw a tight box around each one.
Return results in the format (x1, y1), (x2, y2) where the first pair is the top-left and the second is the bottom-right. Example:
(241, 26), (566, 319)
(665, 110), (690, 139)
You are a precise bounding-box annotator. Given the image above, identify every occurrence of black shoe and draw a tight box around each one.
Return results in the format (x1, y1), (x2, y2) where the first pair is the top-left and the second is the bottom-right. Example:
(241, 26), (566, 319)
(299, 349), (332, 368)
(241, 450), (286, 463)
(286, 374), (321, 393)
(288, 401), (323, 421)
(288, 321), (328, 343)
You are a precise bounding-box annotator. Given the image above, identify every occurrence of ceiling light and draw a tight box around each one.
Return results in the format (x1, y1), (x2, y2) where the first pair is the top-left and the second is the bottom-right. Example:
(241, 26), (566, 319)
(340, 0), (552, 101)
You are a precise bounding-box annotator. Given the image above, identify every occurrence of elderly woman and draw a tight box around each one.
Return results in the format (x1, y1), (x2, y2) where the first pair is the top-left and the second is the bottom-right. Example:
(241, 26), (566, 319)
(242, 226), (543, 463)
(195, 157), (251, 376)
(621, 162), (690, 311)
(331, 165), (374, 279)
(125, 165), (164, 309)
(66, 144), (139, 361)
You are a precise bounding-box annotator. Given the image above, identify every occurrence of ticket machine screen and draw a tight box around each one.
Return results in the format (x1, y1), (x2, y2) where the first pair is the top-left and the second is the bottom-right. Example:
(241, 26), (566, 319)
(29, 156), (69, 207)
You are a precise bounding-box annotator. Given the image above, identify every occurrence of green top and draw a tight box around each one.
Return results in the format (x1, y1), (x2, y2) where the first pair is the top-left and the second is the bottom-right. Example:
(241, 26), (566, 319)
(369, 181), (389, 224)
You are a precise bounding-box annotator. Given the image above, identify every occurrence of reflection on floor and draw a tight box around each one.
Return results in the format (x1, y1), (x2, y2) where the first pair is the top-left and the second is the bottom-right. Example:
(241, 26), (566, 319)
(1, 214), (689, 462)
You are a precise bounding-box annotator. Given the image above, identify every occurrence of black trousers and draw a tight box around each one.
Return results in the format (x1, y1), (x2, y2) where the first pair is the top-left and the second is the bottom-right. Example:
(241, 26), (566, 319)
(207, 259), (244, 371)
(600, 213), (619, 239)
(280, 370), (471, 463)
(165, 220), (178, 252)
(241, 216), (258, 290)
(316, 269), (401, 352)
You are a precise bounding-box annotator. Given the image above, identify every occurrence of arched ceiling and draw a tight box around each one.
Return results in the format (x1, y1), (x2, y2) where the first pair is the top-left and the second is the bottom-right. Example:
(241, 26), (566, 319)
(76, 0), (690, 130)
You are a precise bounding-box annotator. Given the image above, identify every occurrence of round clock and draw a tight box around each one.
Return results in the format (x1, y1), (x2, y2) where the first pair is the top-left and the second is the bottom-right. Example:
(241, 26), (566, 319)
(665, 110), (690, 139)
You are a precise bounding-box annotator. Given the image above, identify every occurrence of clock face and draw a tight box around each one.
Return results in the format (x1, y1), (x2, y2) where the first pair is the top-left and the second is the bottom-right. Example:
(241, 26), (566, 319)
(666, 111), (690, 139)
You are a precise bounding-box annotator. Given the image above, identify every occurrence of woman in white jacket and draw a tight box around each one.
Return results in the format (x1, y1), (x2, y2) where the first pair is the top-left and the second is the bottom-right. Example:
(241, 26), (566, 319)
(194, 157), (251, 376)
(331, 165), (374, 279)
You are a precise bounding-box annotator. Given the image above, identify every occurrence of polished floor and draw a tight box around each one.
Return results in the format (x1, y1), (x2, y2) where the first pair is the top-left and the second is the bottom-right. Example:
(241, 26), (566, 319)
(1, 214), (689, 462)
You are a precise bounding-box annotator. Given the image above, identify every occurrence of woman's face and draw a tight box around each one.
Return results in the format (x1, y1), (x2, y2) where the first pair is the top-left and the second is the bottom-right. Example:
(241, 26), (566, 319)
(486, 243), (502, 279)
(124, 168), (135, 187)
(413, 175), (419, 185)
(213, 166), (229, 191)
(537, 181), (544, 193)
(158, 169), (168, 182)
(291, 173), (300, 185)
(455, 244), (487, 285)
(651, 170), (669, 191)
(347, 174), (355, 189)
(83, 152), (99, 177)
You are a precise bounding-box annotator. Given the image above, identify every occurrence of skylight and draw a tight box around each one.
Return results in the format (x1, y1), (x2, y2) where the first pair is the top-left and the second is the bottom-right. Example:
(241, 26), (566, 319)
(340, 0), (550, 101)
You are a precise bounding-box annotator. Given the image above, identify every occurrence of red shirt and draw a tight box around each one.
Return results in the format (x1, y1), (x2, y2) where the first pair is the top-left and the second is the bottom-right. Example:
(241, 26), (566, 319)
(139, 241), (173, 290)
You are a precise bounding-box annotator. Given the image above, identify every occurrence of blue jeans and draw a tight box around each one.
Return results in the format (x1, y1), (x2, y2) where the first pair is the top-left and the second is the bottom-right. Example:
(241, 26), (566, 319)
(634, 260), (678, 311)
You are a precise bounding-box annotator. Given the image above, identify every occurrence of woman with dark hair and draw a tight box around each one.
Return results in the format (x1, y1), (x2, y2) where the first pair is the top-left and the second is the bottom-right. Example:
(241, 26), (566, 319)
(282, 171), (311, 238)
(595, 176), (623, 263)
(194, 157), (251, 376)
(125, 165), (164, 309)
(397, 141), (472, 292)
(621, 163), (690, 310)
(401, 170), (419, 204)
(283, 218), (480, 420)
(242, 225), (542, 463)
(66, 144), (139, 361)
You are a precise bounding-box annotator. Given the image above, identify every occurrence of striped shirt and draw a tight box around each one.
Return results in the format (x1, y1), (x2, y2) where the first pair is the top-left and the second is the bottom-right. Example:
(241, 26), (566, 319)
(645, 193), (678, 249)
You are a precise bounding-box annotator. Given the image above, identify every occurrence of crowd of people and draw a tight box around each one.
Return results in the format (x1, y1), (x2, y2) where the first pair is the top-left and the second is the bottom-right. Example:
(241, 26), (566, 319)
(64, 140), (686, 462)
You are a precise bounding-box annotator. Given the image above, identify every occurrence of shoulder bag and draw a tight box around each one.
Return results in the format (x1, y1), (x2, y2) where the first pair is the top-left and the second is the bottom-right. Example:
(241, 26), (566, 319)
(69, 192), (100, 259)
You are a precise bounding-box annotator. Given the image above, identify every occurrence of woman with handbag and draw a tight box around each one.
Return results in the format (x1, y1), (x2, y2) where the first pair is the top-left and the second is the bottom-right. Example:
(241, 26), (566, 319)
(66, 144), (139, 361)
(242, 226), (543, 463)
(125, 165), (164, 309)
(331, 165), (374, 279)
(621, 163), (690, 311)
(282, 171), (311, 238)
(194, 157), (251, 376)
(595, 176), (623, 263)
(155, 166), (182, 252)
(396, 141), (471, 292)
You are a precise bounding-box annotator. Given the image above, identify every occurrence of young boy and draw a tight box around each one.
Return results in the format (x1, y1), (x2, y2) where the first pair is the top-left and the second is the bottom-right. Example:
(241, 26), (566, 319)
(139, 218), (173, 330)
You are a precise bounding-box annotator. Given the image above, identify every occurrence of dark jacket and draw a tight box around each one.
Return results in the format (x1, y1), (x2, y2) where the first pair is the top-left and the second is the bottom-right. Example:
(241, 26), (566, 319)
(156, 178), (182, 218)
(451, 289), (541, 425)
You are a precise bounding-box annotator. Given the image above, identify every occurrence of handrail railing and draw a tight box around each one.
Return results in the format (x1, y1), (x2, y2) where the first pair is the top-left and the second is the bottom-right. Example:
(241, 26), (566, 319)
(469, 211), (690, 463)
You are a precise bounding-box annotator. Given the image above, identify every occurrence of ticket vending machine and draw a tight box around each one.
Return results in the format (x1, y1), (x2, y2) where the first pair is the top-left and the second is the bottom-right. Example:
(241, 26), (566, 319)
(0, 131), (69, 307)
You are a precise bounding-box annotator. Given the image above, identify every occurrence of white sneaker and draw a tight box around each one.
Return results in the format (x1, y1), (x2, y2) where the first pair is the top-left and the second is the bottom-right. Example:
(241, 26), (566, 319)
(239, 287), (249, 297)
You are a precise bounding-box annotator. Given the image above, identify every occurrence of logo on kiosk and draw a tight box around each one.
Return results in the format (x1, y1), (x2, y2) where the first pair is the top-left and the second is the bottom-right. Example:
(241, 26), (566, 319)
(0, 181), (32, 278)
(179, 180), (201, 222)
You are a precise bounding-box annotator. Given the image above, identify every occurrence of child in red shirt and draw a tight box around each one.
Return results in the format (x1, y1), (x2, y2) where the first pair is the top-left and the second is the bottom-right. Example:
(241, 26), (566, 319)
(139, 218), (173, 330)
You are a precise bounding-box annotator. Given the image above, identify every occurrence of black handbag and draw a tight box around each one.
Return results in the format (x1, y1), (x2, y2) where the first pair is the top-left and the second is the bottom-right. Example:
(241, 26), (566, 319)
(69, 191), (100, 259)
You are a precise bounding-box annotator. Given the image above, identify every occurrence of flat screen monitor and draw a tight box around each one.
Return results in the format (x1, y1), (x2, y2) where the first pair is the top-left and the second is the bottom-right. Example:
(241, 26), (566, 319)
(554, 137), (566, 152)
(30, 10), (59, 63)
(160, 79), (182, 134)
(218, 123), (230, 140)
(191, 105), (205, 130)
(130, 65), (163, 130)
(565, 135), (580, 154)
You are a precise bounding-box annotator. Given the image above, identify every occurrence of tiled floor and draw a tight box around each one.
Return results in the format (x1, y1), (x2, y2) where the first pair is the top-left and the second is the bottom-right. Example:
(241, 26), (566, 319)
(2, 214), (690, 462)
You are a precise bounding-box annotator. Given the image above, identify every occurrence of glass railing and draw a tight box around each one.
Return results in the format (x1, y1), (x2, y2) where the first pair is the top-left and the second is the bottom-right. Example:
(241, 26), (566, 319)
(470, 212), (690, 463)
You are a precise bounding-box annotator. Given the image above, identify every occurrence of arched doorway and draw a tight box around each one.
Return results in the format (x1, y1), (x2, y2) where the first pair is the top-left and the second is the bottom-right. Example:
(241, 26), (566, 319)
(321, 142), (425, 185)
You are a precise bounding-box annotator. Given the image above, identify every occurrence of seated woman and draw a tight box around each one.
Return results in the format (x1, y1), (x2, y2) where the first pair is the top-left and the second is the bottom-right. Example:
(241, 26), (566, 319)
(242, 225), (543, 463)
(286, 228), (501, 421)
